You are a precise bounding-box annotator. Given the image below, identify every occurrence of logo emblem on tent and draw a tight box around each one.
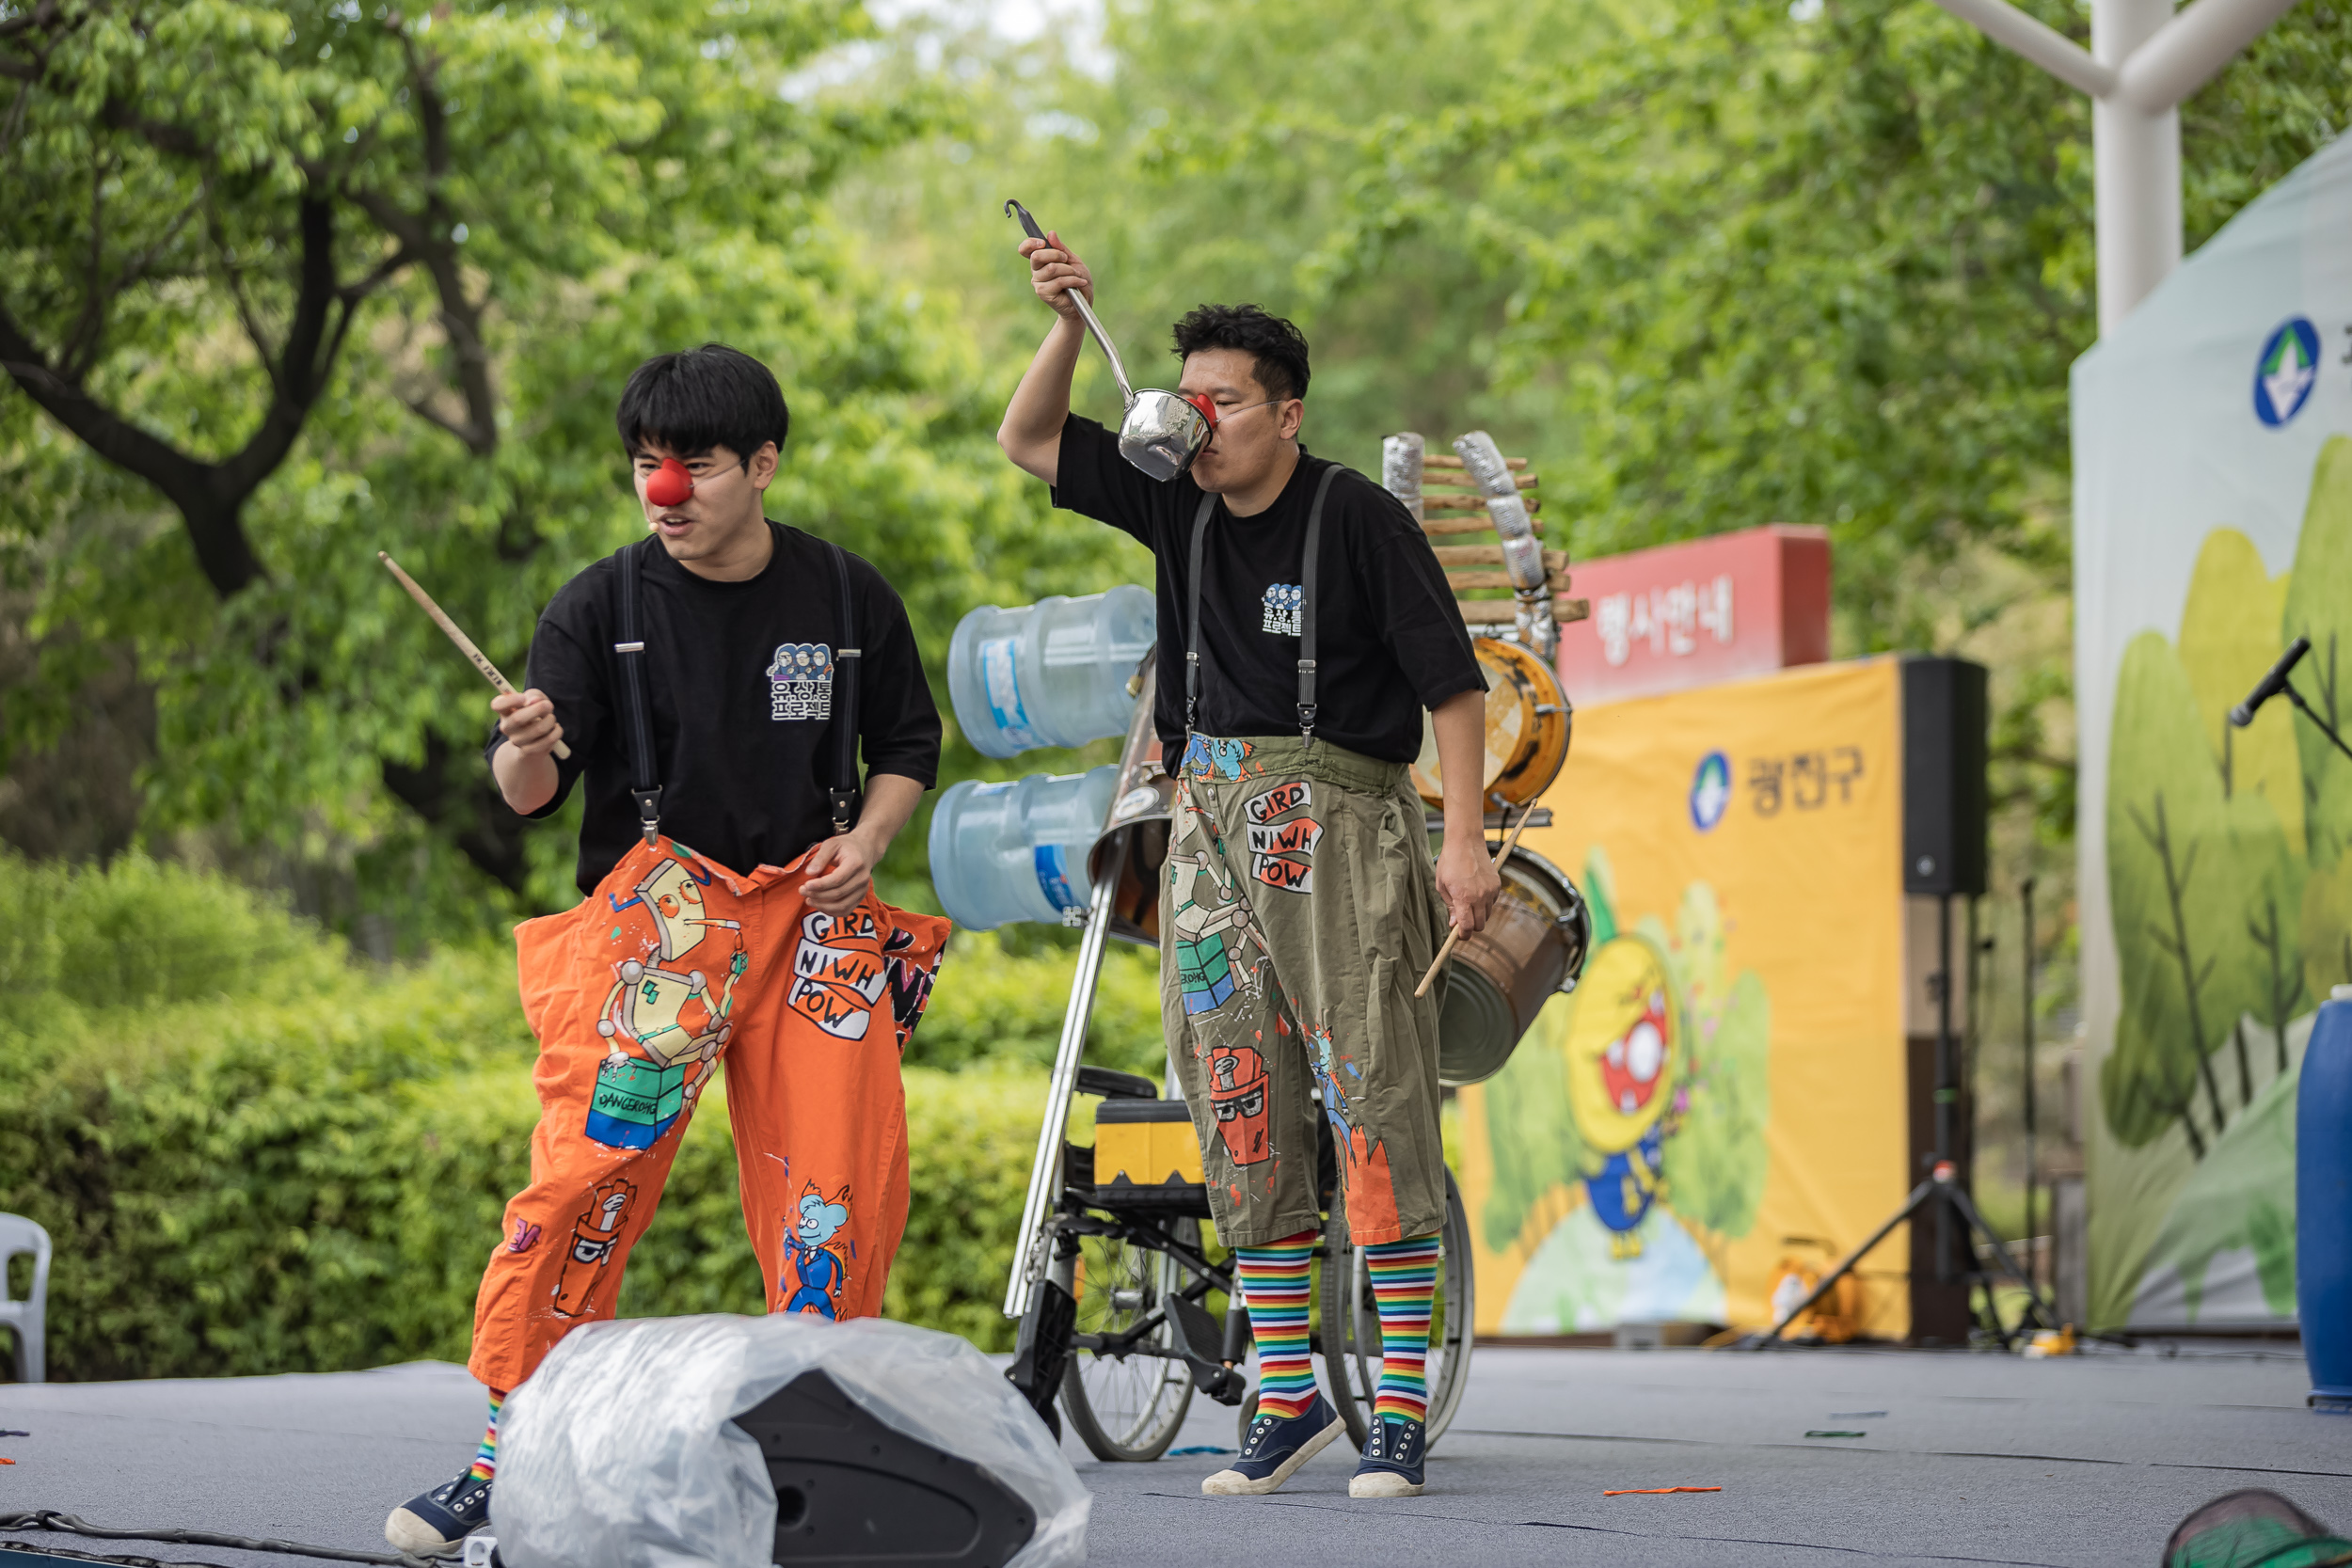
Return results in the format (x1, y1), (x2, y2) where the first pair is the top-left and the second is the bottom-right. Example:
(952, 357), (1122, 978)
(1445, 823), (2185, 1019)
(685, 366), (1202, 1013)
(1689, 750), (1731, 832)
(2253, 318), (2320, 427)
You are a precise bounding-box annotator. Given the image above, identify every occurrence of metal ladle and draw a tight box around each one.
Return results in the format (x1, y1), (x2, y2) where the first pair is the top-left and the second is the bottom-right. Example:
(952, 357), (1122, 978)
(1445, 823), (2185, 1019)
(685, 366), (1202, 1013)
(1007, 198), (1214, 483)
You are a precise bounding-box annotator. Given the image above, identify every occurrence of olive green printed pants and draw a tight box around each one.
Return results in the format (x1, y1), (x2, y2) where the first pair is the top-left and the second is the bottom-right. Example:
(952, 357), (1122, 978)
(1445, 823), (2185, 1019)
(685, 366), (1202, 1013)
(1161, 733), (1453, 1249)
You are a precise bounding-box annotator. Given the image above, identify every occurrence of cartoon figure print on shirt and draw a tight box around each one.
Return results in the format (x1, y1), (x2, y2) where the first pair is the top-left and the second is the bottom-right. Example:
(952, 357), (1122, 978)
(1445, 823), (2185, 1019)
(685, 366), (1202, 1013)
(588, 855), (747, 1150)
(783, 1180), (853, 1318)
(767, 641), (834, 721)
(1262, 582), (1303, 636)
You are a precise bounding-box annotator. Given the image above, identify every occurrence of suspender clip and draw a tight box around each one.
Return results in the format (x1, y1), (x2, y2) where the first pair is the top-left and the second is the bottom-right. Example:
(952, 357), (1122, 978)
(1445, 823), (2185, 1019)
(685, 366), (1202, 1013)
(632, 785), (664, 847)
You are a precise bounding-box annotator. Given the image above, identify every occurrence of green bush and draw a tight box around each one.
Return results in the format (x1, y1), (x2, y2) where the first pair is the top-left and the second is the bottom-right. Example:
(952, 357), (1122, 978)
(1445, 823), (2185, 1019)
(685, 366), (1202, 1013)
(0, 856), (1095, 1375)
(908, 934), (1166, 1080)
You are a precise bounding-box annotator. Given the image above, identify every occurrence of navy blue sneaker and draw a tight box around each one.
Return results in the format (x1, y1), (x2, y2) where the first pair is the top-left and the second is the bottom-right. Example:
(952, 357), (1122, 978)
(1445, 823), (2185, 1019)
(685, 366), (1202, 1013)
(385, 1467), (493, 1553)
(1349, 1415), (1426, 1497)
(1201, 1393), (1345, 1496)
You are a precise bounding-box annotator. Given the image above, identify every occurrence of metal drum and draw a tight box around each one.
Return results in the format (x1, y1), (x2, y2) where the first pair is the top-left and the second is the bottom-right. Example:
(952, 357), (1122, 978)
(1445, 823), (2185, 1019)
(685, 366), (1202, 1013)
(1437, 847), (1591, 1086)
(1087, 651), (1174, 948)
(1410, 636), (1571, 811)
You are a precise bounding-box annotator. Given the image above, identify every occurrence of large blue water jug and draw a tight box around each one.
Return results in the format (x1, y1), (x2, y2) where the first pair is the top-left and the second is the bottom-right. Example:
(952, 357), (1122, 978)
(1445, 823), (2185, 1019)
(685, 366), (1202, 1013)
(947, 589), (1155, 758)
(928, 766), (1120, 930)
(2299, 990), (2352, 1404)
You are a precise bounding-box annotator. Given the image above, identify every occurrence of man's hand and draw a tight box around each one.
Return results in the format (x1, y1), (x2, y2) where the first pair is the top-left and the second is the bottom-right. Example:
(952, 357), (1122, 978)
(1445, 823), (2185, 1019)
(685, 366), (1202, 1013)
(493, 688), (564, 756)
(1434, 830), (1502, 938)
(1428, 687), (1502, 936)
(797, 774), (926, 916)
(490, 688), (562, 816)
(802, 830), (882, 916)
(1020, 231), (1093, 320)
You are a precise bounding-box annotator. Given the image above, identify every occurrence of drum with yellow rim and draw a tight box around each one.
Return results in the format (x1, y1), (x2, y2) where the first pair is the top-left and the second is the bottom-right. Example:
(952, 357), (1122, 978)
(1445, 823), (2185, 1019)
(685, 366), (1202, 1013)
(1409, 636), (1571, 810)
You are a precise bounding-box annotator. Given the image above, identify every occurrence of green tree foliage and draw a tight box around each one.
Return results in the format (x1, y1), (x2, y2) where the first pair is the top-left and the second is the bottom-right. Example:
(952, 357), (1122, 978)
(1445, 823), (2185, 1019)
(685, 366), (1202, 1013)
(2281, 437), (2352, 873)
(0, 0), (1140, 936)
(2103, 630), (2300, 1156)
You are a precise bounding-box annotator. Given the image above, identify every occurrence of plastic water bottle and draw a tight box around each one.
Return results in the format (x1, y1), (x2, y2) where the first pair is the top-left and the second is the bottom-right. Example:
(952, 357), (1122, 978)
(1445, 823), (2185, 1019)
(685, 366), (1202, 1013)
(2300, 987), (2352, 1406)
(947, 588), (1154, 758)
(928, 766), (1120, 929)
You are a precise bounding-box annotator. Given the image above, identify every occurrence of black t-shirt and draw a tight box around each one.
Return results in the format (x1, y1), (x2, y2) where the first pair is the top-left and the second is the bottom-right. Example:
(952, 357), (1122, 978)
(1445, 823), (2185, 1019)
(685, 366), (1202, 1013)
(489, 523), (942, 895)
(1050, 415), (1483, 762)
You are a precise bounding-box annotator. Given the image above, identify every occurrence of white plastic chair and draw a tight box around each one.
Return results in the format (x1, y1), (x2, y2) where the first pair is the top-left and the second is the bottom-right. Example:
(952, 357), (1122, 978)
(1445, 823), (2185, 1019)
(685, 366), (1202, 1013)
(0, 1213), (50, 1383)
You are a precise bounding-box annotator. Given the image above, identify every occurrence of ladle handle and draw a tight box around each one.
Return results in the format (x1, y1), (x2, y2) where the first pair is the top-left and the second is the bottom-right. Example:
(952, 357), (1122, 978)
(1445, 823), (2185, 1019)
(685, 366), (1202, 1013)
(1005, 198), (1136, 407)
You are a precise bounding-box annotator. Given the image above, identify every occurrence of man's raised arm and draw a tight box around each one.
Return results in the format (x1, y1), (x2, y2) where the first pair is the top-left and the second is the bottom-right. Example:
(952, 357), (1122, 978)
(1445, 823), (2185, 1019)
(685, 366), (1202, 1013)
(996, 231), (1097, 486)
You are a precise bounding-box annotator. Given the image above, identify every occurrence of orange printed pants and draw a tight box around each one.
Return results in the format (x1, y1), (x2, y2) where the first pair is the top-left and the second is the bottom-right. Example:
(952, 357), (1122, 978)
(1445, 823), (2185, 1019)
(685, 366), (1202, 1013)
(468, 835), (949, 1393)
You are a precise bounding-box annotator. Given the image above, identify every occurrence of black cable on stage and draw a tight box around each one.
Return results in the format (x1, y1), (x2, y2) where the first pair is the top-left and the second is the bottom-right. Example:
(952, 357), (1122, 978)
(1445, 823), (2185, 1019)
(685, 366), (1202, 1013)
(5, 1533), (240, 1568)
(0, 1513), (453, 1568)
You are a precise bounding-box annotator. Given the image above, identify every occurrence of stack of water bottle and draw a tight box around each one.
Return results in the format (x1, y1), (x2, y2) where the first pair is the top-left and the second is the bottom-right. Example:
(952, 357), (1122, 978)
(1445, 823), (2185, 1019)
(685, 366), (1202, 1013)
(929, 587), (1153, 929)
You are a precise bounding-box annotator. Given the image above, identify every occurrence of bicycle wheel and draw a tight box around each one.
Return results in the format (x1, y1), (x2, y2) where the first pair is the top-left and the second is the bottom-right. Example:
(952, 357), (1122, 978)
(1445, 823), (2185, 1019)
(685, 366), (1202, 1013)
(1321, 1167), (1476, 1449)
(1058, 1220), (1197, 1462)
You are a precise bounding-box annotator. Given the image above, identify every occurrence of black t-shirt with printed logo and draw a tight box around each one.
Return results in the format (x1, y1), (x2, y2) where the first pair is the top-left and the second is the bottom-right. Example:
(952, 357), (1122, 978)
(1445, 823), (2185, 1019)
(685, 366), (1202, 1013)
(1050, 415), (1484, 763)
(486, 522), (941, 895)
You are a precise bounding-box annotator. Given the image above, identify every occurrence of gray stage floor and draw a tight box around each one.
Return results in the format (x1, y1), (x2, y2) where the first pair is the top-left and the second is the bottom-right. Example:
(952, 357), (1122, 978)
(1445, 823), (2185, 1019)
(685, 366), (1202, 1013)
(1, 1341), (2344, 1567)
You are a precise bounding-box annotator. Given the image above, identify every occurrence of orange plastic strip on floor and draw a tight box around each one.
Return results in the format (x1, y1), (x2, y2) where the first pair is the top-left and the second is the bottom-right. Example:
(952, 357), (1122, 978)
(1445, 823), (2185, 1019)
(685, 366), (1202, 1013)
(1602, 1486), (1721, 1496)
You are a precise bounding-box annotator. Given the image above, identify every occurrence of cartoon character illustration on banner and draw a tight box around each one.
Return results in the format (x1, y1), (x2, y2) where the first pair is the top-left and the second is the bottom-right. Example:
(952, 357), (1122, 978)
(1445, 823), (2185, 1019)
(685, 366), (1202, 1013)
(553, 1178), (638, 1318)
(588, 854), (747, 1149)
(1468, 847), (1774, 1329)
(1564, 934), (1684, 1259)
(783, 1181), (853, 1319)
(1208, 1046), (1272, 1165)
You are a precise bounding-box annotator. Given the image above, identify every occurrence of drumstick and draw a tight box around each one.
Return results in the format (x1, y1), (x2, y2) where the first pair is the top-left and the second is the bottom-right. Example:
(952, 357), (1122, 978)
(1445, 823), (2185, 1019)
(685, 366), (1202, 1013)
(378, 551), (572, 761)
(1414, 803), (1535, 999)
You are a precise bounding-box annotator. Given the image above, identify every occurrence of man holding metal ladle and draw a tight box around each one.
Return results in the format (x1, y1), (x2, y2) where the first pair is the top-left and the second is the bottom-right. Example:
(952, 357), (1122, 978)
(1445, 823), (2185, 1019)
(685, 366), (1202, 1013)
(997, 202), (1500, 1501)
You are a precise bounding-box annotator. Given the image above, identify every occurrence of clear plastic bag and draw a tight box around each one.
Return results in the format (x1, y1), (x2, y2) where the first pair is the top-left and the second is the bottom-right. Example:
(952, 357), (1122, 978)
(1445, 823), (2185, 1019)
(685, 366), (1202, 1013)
(493, 1314), (1089, 1568)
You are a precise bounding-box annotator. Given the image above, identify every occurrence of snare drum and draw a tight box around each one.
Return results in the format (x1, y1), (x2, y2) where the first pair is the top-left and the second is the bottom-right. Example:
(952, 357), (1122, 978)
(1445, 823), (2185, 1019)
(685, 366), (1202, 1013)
(1437, 847), (1591, 1085)
(1410, 637), (1571, 810)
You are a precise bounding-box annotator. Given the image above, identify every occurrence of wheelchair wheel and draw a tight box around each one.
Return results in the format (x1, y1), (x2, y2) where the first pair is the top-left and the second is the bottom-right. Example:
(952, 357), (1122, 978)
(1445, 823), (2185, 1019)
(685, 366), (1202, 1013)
(1320, 1166), (1476, 1449)
(1058, 1221), (1197, 1462)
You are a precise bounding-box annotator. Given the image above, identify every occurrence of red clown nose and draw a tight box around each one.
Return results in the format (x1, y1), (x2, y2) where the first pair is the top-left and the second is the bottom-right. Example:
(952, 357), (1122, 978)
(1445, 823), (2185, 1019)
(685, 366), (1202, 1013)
(644, 457), (693, 508)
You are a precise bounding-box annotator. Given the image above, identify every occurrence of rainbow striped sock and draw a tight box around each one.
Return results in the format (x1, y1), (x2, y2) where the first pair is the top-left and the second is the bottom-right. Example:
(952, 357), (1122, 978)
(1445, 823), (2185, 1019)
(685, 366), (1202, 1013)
(468, 1389), (504, 1482)
(1365, 1234), (1440, 1424)
(1236, 1233), (1320, 1419)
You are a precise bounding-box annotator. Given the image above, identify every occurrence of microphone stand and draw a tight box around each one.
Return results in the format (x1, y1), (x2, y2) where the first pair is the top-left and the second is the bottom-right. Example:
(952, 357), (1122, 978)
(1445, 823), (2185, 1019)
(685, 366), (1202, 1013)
(2280, 681), (2352, 765)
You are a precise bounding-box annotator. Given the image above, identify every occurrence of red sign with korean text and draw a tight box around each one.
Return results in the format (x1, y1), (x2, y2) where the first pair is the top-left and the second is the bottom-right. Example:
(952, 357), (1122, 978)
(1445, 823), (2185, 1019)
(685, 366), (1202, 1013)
(1557, 525), (1831, 706)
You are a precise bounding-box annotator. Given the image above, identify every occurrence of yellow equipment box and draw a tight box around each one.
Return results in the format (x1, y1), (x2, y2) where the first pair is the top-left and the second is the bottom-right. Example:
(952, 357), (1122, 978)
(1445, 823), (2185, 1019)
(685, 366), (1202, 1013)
(1092, 1099), (1204, 1189)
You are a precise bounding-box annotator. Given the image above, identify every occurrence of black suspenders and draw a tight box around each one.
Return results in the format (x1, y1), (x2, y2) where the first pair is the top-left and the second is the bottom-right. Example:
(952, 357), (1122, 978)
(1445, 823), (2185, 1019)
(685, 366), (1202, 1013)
(613, 535), (863, 847)
(1184, 461), (1343, 753)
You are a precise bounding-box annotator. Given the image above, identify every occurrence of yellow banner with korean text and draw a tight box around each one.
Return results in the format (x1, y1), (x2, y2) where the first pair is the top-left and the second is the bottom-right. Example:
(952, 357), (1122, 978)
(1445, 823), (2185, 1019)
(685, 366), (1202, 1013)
(1457, 657), (1911, 1338)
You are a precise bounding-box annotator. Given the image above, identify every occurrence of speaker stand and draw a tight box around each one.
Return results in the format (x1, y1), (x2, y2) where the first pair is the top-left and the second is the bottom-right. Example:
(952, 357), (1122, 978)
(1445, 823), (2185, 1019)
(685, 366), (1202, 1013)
(1744, 892), (2055, 1350)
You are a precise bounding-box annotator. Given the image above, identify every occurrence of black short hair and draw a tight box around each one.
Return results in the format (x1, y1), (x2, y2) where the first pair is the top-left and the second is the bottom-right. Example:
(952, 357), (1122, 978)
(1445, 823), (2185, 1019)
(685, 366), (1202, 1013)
(615, 343), (789, 467)
(1170, 305), (1311, 404)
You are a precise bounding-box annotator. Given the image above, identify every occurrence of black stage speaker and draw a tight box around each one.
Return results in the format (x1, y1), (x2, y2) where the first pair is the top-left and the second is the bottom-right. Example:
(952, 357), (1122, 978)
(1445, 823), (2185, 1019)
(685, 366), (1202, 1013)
(1901, 657), (1989, 897)
(731, 1370), (1038, 1566)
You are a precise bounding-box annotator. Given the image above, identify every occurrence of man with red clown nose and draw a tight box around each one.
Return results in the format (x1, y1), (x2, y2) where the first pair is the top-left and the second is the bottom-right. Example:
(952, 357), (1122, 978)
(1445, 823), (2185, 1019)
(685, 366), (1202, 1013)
(1000, 238), (1499, 1502)
(384, 343), (949, 1554)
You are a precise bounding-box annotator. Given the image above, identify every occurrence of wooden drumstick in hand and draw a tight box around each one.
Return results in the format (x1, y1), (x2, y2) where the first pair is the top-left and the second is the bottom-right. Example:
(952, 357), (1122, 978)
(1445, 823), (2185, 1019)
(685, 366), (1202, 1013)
(1415, 804), (1534, 998)
(378, 551), (572, 761)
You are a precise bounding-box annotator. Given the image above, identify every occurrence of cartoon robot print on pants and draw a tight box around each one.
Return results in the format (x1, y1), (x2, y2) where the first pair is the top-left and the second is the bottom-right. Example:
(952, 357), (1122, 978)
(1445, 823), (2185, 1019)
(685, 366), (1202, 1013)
(588, 856), (748, 1149)
(1209, 1045), (1272, 1165)
(782, 1180), (853, 1319)
(1167, 795), (1274, 1019)
(552, 1178), (638, 1318)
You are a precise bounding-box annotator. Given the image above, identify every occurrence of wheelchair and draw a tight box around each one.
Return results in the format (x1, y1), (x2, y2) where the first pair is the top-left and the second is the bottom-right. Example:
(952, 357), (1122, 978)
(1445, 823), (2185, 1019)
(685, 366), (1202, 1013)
(1005, 1061), (1475, 1463)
